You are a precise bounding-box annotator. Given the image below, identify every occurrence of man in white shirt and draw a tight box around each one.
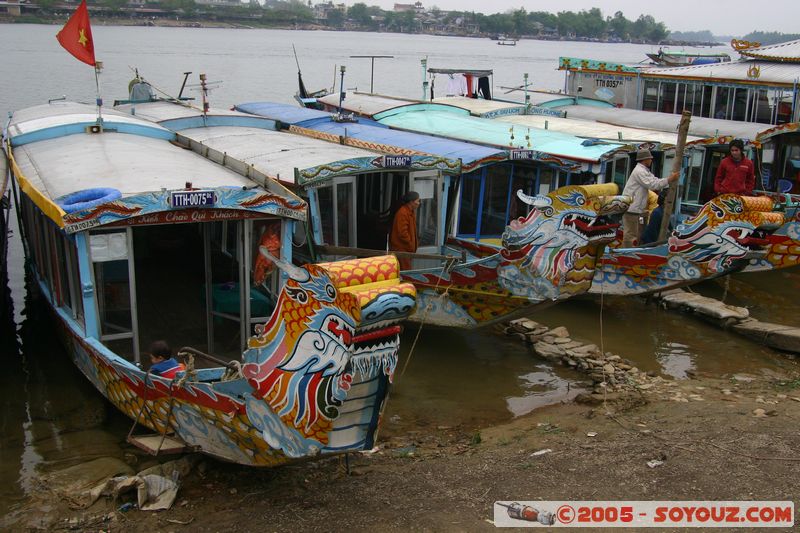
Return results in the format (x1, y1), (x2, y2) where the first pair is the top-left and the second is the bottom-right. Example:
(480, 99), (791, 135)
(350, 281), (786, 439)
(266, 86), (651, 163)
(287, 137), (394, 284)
(621, 149), (679, 247)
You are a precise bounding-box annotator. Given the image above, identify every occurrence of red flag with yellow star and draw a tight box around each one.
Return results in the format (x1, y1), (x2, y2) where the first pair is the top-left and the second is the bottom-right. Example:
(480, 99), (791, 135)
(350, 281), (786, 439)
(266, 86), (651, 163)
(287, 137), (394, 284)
(56, 0), (96, 66)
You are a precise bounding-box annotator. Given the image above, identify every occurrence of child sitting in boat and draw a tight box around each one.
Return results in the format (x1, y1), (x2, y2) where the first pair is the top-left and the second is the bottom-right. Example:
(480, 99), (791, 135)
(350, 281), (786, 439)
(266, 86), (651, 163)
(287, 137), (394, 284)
(148, 340), (185, 379)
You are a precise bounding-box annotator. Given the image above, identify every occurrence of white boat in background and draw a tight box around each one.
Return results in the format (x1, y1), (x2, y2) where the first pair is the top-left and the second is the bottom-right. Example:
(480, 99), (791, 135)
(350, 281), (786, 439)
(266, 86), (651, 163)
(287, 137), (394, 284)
(646, 49), (731, 66)
(559, 39), (800, 124)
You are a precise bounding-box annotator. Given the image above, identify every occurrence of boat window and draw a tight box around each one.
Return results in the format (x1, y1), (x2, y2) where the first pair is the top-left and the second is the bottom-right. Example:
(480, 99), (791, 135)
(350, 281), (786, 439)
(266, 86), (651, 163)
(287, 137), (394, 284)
(715, 87), (734, 120)
(22, 198), (42, 280)
(780, 143), (800, 193)
(571, 171), (597, 186)
(411, 172), (439, 249)
(42, 215), (55, 295)
(609, 157), (630, 189)
(683, 150), (705, 204)
(457, 172), (481, 237)
(315, 178), (356, 247)
(538, 167), (555, 195)
(33, 212), (48, 285)
(91, 229), (137, 358)
(221, 221), (237, 258)
(66, 235), (84, 327)
(356, 172), (407, 250)
(674, 83), (687, 113)
(53, 226), (71, 312)
(698, 85), (713, 118)
(336, 181), (353, 247)
(444, 177), (459, 239)
(776, 90), (794, 124)
(684, 84), (701, 115)
(661, 153), (676, 180)
(204, 221), (244, 358)
(642, 81), (660, 112)
(660, 82), (677, 114)
(702, 149), (728, 203)
(317, 185), (335, 245)
(249, 219), (281, 325)
(361, 171), (405, 215)
(480, 165), (512, 237)
(749, 89), (772, 123)
(508, 164), (536, 222)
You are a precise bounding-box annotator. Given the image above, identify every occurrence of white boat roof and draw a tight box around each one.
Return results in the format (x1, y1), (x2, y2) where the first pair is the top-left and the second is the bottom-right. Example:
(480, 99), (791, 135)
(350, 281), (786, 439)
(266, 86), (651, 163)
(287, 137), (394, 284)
(317, 92), (420, 117)
(178, 126), (379, 184)
(7, 102), (260, 201)
(114, 99), (243, 122)
(431, 96), (525, 115)
(7, 101), (169, 138)
(113, 100), (384, 184)
(554, 105), (770, 141)
(737, 39), (800, 62)
(641, 60), (800, 86)
(428, 95), (693, 145)
(497, 114), (700, 146)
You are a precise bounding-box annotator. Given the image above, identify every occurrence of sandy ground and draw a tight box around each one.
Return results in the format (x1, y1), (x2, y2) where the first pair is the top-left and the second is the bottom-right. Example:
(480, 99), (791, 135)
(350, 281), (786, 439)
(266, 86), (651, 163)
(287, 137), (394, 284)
(4, 367), (800, 531)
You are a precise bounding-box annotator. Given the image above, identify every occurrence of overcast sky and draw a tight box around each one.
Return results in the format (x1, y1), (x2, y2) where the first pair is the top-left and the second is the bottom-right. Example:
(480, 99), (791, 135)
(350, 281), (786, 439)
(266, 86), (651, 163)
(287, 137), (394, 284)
(367, 0), (799, 36)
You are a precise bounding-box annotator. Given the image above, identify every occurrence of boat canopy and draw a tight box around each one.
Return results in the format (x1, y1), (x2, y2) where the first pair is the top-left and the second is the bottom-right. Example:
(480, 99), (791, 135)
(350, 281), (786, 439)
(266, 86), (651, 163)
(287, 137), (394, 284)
(180, 125), (386, 185)
(427, 68), (493, 77)
(428, 96), (693, 146)
(553, 105), (775, 143)
(499, 114), (700, 147)
(641, 60), (799, 87)
(735, 39), (800, 62)
(236, 102), (507, 172)
(525, 91), (616, 109)
(115, 101), (410, 185)
(559, 55), (800, 88)
(7, 102), (306, 230)
(314, 93), (421, 118)
(113, 100), (280, 132)
(373, 106), (625, 163)
(7, 102), (173, 146)
(431, 96), (527, 117)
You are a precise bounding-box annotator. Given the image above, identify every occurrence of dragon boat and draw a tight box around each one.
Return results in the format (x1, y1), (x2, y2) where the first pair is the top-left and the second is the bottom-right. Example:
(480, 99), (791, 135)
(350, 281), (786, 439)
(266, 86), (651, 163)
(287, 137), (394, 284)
(4, 101), (416, 466)
(590, 194), (785, 296)
(396, 183), (631, 327)
(741, 192), (800, 273)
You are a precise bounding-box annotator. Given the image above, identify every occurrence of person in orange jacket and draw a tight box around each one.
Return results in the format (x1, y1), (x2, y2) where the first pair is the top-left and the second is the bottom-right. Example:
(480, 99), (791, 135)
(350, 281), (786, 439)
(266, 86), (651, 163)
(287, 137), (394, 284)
(389, 191), (420, 270)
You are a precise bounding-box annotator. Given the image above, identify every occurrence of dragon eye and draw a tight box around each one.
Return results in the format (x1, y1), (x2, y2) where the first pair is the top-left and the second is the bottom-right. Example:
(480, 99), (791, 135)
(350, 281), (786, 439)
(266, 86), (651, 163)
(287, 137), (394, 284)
(325, 284), (337, 299)
(286, 286), (308, 303)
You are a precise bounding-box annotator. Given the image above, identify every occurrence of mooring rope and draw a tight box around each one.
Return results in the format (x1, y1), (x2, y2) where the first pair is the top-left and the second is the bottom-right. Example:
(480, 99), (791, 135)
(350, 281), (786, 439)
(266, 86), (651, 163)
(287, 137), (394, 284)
(398, 258), (457, 380)
(153, 353), (195, 455)
(127, 369), (156, 442)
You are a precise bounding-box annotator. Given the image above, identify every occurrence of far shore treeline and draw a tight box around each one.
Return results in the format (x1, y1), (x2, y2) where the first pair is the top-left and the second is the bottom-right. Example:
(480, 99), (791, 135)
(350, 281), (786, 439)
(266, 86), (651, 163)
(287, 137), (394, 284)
(2, 1), (797, 45)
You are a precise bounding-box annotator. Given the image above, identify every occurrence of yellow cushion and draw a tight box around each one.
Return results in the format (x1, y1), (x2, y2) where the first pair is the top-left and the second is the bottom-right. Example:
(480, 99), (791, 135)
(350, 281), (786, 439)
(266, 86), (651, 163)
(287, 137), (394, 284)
(317, 255), (400, 288)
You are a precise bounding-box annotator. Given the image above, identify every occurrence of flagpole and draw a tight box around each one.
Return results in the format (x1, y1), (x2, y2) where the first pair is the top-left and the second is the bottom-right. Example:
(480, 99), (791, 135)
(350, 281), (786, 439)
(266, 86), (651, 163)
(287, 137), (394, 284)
(94, 61), (103, 124)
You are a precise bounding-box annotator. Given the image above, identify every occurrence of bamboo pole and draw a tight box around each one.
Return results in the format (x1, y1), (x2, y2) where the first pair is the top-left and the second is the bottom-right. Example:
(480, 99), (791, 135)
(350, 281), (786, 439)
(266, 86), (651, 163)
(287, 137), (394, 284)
(658, 110), (692, 241)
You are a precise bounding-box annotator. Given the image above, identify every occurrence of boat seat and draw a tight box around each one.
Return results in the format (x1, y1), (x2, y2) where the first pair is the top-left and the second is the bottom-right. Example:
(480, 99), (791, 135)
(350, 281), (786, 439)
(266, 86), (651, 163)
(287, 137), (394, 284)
(317, 255), (416, 309)
(737, 195), (785, 227)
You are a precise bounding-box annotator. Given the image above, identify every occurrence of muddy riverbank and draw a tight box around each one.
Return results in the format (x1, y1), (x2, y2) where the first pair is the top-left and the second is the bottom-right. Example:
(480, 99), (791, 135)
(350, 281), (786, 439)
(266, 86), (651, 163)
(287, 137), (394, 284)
(4, 366), (800, 531)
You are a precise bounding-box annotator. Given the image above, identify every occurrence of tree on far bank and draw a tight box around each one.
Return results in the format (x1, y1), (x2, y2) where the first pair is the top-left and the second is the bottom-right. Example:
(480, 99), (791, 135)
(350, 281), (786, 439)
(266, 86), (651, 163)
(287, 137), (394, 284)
(607, 11), (630, 39)
(742, 30), (800, 45)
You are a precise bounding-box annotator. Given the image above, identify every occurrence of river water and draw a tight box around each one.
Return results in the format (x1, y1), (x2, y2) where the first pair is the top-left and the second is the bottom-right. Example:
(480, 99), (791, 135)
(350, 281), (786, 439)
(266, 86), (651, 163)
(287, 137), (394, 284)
(1, 24), (798, 517)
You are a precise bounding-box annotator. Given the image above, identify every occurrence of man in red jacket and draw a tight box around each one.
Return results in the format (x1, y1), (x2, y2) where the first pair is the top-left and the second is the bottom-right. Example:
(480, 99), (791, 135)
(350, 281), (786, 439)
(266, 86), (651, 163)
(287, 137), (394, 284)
(714, 139), (755, 196)
(389, 191), (420, 270)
